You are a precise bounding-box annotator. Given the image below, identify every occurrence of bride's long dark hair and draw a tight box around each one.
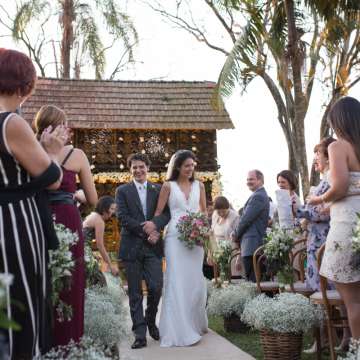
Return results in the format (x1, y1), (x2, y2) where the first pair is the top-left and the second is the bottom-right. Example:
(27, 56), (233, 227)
(166, 150), (196, 182)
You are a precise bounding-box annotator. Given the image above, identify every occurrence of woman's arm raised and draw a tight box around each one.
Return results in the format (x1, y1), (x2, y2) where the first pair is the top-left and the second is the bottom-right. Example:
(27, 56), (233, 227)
(6, 114), (62, 189)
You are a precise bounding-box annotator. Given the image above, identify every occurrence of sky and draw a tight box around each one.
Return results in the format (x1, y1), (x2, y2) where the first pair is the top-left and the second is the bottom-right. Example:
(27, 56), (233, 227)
(1, 0), (359, 208)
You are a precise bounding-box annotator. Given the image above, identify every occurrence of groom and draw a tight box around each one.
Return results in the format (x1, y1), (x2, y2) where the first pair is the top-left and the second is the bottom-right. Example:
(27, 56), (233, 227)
(116, 153), (170, 349)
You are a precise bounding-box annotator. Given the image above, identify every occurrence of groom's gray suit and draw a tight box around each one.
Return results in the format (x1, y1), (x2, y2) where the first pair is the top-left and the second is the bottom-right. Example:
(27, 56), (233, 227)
(116, 181), (170, 340)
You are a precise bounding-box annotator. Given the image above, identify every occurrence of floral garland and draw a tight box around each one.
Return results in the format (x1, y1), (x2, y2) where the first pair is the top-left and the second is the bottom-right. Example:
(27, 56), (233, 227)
(92, 171), (222, 198)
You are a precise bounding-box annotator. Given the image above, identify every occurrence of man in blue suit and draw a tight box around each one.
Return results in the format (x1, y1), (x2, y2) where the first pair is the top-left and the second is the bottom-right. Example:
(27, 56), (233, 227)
(234, 170), (270, 282)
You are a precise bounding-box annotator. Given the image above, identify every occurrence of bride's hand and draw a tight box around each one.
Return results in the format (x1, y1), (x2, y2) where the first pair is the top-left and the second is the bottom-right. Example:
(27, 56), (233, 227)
(148, 231), (160, 244)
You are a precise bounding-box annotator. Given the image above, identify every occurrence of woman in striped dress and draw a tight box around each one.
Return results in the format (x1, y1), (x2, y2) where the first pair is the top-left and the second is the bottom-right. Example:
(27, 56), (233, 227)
(0, 49), (66, 359)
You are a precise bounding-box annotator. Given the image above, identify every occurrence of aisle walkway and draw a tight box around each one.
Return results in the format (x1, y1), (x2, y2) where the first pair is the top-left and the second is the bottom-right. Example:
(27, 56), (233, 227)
(119, 329), (254, 360)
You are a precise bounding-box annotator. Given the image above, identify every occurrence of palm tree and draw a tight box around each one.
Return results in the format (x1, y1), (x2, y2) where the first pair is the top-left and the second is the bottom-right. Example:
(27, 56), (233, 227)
(213, 0), (360, 195)
(8, 0), (138, 79)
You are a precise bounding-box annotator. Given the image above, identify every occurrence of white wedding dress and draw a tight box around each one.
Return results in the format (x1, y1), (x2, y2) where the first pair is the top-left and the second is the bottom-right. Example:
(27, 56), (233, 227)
(159, 180), (208, 347)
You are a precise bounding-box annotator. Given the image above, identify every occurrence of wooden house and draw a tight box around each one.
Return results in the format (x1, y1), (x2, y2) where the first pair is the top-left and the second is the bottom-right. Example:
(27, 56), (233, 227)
(22, 78), (234, 252)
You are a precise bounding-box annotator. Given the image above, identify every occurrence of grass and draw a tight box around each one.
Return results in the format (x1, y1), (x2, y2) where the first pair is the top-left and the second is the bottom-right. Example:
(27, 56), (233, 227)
(208, 316), (332, 360)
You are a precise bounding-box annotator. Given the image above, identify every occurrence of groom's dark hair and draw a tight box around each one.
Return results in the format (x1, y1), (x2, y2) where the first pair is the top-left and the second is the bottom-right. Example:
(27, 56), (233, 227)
(127, 153), (151, 168)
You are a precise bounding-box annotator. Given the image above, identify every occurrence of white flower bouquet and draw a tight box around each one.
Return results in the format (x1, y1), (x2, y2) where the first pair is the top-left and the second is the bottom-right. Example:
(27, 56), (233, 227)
(49, 223), (78, 322)
(212, 240), (233, 281)
(351, 214), (360, 268)
(241, 292), (319, 334)
(264, 226), (295, 284)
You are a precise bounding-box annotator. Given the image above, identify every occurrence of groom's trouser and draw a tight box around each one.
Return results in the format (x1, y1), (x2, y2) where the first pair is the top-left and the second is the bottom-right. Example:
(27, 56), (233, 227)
(123, 244), (163, 340)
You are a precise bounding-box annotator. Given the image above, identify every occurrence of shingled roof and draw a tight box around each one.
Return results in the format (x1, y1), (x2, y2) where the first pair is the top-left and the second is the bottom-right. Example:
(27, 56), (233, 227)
(21, 78), (234, 130)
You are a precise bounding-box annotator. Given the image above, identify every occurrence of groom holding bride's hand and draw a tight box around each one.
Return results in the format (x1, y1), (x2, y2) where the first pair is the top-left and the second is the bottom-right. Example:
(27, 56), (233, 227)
(116, 153), (170, 349)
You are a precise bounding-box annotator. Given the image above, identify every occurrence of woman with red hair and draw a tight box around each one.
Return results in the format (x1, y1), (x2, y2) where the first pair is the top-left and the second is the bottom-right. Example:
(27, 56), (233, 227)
(0, 49), (67, 358)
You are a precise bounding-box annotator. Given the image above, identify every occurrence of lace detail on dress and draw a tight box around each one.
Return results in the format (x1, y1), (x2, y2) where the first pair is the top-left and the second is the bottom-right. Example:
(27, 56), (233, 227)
(320, 172), (360, 283)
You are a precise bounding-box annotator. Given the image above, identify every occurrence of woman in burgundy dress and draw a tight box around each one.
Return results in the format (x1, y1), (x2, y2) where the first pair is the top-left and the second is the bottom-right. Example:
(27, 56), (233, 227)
(34, 105), (98, 346)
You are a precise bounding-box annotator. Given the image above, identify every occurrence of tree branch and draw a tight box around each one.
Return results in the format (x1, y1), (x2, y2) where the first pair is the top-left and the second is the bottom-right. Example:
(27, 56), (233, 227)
(204, 0), (236, 43)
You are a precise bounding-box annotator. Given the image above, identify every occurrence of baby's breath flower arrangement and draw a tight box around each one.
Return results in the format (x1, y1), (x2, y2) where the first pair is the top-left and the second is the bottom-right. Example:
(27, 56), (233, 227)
(264, 226), (295, 284)
(84, 274), (129, 354)
(351, 214), (360, 268)
(42, 336), (112, 359)
(0, 273), (20, 330)
(241, 292), (319, 334)
(49, 224), (78, 322)
(176, 211), (210, 249)
(212, 240), (232, 281)
(340, 338), (360, 360)
(207, 282), (257, 332)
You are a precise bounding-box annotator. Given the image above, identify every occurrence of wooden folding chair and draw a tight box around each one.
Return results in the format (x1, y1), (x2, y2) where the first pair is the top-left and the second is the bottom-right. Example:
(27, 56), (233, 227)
(253, 245), (280, 294)
(309, 243), (349, 360)
(284, 238), (315, 297)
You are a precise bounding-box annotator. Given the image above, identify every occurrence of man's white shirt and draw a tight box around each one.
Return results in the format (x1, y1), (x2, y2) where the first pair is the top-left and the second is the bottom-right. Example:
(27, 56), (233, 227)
(133, 179), (148, 217)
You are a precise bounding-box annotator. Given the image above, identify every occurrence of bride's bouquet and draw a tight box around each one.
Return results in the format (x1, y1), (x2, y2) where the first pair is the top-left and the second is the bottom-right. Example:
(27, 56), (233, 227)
(176, 211), (210, 249)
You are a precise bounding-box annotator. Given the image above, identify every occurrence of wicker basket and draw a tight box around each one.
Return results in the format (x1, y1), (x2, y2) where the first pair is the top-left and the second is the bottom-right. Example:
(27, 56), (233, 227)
(223, 314), (249, 333)
(260, 330), (303, 360)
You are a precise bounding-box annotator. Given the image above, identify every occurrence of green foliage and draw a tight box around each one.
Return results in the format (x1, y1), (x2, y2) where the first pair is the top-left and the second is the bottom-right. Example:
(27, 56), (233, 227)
(49, 224), (79, 322)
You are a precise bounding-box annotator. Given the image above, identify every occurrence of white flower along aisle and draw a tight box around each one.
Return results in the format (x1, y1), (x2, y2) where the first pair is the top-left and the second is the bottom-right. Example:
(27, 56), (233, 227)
(43, 224), (131, 359)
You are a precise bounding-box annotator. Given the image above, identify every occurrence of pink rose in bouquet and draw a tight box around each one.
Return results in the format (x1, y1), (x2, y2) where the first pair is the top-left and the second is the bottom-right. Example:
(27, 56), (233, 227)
(176, 211), (210, 249)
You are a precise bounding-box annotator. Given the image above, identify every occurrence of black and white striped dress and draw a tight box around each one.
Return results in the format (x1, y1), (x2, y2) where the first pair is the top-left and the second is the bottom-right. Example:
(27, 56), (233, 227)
(0, 112), (60, 359)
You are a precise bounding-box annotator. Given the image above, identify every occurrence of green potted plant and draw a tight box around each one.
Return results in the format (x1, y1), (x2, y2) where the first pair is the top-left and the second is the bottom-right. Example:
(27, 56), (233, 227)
(242, 292), (320, 359)
(207, 281), (257, 332)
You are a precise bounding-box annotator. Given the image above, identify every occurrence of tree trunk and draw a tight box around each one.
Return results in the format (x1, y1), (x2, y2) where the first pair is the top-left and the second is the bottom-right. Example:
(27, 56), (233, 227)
(60, 0), (74, 78)
(284, 0), (309, 197)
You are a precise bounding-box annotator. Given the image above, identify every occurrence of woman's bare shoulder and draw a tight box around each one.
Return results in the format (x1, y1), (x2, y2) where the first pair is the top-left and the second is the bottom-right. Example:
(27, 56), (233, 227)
(161, 181), (171, 190)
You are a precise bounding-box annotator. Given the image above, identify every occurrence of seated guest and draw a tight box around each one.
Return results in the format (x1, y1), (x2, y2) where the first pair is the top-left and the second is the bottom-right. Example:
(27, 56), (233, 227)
(211, 196), (241, 277)
(34, 105), (98, 346)
(293, 137), (335, 291)
(83, 196), (119, 276)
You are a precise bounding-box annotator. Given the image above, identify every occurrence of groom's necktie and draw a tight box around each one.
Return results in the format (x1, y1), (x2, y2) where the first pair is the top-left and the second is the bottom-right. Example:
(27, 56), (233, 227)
(137, 184), (147, 217)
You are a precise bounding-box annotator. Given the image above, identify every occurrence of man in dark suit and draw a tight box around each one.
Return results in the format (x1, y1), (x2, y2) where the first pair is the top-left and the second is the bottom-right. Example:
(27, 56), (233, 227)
(116, 153), (170, 349)
(233, 169), (270, 282)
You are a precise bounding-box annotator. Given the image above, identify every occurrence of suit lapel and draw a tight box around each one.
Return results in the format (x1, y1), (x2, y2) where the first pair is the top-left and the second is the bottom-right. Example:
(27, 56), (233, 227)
(130, 181), (144, 216)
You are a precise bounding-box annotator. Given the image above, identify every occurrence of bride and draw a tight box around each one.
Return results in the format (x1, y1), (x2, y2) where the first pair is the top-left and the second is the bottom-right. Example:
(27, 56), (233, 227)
(154, 150), (208, 347)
